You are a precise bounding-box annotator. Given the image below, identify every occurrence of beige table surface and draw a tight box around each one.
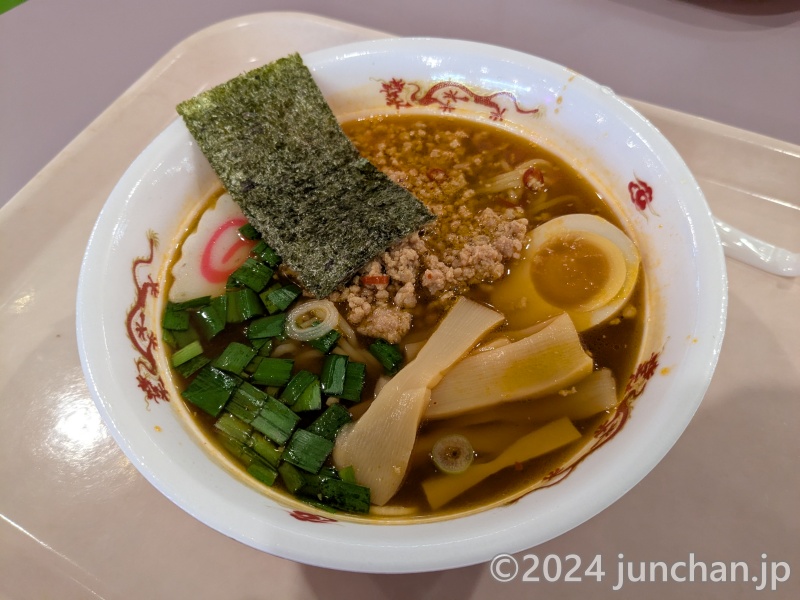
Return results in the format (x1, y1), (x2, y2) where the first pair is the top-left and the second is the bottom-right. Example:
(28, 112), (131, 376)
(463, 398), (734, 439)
(2, 0), (800, 207)
(1, 7), (799, 600)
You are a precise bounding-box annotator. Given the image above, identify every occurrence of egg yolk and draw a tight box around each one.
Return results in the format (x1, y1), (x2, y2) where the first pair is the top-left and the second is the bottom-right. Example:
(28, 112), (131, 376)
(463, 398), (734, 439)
(530, 236), (610, 310)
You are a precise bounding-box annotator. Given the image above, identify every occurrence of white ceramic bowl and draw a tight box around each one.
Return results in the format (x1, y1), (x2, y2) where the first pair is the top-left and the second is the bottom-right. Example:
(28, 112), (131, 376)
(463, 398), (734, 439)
(77, 37), (727, 573)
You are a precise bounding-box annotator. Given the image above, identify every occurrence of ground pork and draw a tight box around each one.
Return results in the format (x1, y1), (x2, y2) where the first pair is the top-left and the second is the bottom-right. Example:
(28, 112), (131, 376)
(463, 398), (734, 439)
(329, 117), (535, 343)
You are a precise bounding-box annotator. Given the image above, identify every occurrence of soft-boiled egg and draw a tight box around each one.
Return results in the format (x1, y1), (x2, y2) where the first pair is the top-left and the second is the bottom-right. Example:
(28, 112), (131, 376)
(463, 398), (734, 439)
(490, 213), (640, 331)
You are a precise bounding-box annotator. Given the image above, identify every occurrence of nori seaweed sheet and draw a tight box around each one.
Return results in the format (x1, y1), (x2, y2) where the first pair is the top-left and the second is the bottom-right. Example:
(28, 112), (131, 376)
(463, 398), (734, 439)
(176, 53), (435, 298)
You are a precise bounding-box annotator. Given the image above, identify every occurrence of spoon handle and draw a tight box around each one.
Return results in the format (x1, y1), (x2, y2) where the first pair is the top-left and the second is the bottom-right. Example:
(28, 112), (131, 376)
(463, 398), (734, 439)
(714, 218), (799, 277)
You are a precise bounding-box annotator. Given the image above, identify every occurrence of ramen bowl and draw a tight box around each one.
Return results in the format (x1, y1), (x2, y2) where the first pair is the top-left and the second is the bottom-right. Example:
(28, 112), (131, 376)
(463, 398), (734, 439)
(76, 37), (726, 573)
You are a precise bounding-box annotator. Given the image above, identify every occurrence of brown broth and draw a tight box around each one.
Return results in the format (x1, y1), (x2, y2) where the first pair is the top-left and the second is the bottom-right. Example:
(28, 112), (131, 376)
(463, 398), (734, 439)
(169, 113), (644, 521)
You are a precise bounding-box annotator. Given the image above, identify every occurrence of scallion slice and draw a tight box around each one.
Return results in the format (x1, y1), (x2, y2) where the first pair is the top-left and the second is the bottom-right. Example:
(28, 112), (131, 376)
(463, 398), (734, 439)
(259, 283), (283, 314)
(226, 381), (269, 421)
(339, 361), (366, 402)
(320, 478), (370, 513)
(230, 257), (274, 292)
(174, 354), (210, 378)
(169, 327), (200, 349)
(247, 462), (278, 486)
(252, 241), (281, 267)
(285, 300), (339, 341)
(170, 296), (212, 310)
(320, 354), (348, 396)
(247, 313), (287, 340)
(214, 411), (252, 445)
(307, 403), (351, 441)
(283, 429), (335, 474)
(292, 378), (322, 412)
(215, 412), (282, 469)
(181, 365), (240, 417)
(308, 329), (341, 354)
(279, 370), (317, 406)
(238, 222), (261, 240)
(162, 305), (190, 331)
(278, 462), (307, 494)
(212, 342), (257, 375)
(368, 339), (404, 374)
(225, 382), (300, 445)
(431, 434), (474, 474)
(226, 288), (264, 323)
(251, 357), (293, 387)
(251, 397), (301, 445)
(171, 339), (203, 368)
(338, 465), (357, 484)
(265, 284), (302, 312)
(250, 337), (274, 357)
(194, 299), (226, 339)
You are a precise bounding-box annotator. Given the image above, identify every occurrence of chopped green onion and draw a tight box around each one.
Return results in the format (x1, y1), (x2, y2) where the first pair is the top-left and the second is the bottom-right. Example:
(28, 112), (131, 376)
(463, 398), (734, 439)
(175, 354), (210, 378)
(230, 257), (274, 292)
(211, 294), (228, 316)
(193, 299), (227, 339)
(319, 478), (370, 513)
(247, 313), (287, 340)
(250, 337), (273, 355)
(243, 355), (263, 376)
(279, 370), (317, 406)
(215, 413), (282, 468)
(214, 411), (252, 445)
(320, 354), (348, 396)
(163, 305), (190, 331)
(171, 340), (203, 367)
(259, 283), (283, 314)
(285, 300), (339, 341)
(252, 398), (301, 445)
(307, 403), (351, 441)
(225, 382), (300, 445)
(170, 296), (212, 310)
(247, 462), (278, 486)
(339, 361), (366, 402)
(265, 284), (302, 312)
(338, 465), (357, 484)
(368, 339), (404, 374)
(162, 328), (177, 348)
(169, 327), (200, 349)
(181, 365), (240, 417)
(308, 329), (341, 354)
(226, 288), (264, 323)
(292, 378), (322, 412)
(251, 357), (293, 387)
(278, 462), (307, 494)
(227, 381), (269, 418)
(212, 342), (257, 375)
(217, 433), (260, 466)
(301, 498), (340, 514)
(252, 241), (281, 267)
(217, 432), (254, 463)
(283, 429), (334, 474)
(431, 434), (474, 474)
(293, 466), (337, 498)
(250, 432), (283, 467)
(238, 222), (261, 240)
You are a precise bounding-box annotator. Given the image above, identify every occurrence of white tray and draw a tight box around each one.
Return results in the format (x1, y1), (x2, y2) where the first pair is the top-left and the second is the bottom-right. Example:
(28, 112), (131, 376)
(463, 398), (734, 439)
(1, 12), (797, 599)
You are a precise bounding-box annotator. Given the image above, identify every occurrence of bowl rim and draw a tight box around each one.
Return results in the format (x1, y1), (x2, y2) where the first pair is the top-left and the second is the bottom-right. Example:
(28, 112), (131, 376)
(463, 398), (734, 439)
(76, 36), (727, 573)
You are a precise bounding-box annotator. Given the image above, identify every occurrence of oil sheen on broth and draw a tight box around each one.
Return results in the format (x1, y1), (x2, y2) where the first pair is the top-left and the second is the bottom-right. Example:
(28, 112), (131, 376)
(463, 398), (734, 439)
(170, 113), (644, 520)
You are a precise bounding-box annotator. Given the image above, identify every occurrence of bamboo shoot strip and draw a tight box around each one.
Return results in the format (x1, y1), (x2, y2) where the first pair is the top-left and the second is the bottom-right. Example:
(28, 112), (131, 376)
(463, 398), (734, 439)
(332, 297), (504, 505)
(176, 53), (435, 298)
(437, 368), (619, 431)
(426, 313), (594, 419)
(422, 417), (582, 510)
